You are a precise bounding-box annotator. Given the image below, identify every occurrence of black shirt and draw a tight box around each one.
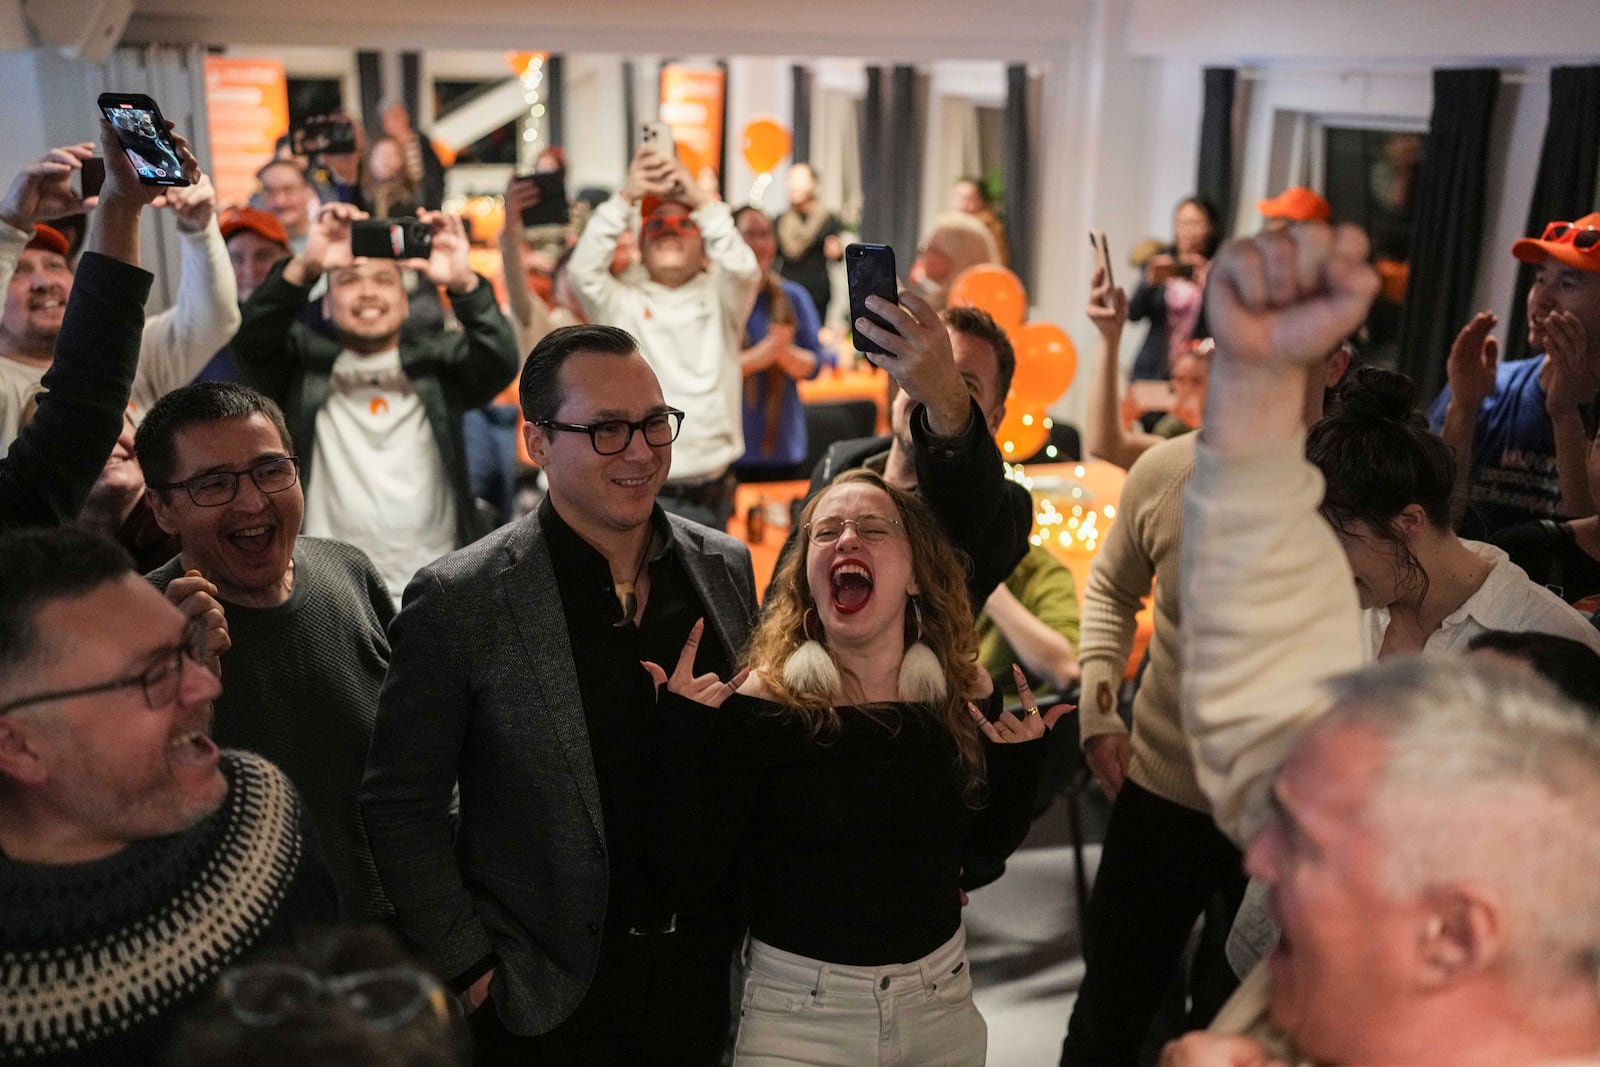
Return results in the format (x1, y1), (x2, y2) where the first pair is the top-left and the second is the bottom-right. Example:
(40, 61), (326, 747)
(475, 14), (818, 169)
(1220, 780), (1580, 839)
(651, 692), (1045, 965)
(538, 497), (733, 930)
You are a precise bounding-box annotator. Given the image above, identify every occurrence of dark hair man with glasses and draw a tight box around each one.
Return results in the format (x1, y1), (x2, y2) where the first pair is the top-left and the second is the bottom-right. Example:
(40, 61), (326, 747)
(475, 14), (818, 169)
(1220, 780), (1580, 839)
(1431, 213), (1600, 539)
(568, 143), (761, 530)
(136, 381), (395, 921)
(0, 526), (341, 1065)
(363, 323), (758, 1063)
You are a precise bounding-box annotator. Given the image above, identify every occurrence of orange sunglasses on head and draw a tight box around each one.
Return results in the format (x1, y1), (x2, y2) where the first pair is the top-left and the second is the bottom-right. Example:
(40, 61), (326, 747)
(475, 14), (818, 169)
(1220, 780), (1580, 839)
(1538, 220), (1600, 255)
(643, 214), (699, 239)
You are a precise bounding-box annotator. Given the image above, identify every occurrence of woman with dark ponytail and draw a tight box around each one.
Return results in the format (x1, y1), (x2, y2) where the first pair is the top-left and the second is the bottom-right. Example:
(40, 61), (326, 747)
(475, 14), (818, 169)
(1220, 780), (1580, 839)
(1306, 365), (1600, 658)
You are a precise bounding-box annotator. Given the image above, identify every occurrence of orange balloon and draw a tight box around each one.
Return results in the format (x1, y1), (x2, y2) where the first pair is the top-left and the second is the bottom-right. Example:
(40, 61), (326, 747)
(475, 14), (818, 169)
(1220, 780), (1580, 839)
(1008, 321), (1078, 408)
(996, 406), (1050, 462)
(742, 118), (791, 174)
(947, 265), (1027, 333)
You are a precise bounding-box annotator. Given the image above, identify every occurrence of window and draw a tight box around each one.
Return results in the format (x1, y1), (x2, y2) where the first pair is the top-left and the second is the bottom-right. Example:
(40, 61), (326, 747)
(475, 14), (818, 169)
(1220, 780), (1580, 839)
(435, 79), (519, 166)
(286, 78), (343, 130)
(1324, 128), (1426, 367)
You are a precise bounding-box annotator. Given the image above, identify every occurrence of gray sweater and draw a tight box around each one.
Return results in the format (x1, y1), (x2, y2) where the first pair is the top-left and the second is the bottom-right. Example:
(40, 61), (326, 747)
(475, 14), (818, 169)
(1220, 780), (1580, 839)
(149, 536), (395, 919)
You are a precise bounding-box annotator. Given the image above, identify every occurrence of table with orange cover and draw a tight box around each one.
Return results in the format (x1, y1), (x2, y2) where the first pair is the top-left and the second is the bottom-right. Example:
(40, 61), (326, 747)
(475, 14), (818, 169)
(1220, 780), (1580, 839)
(727, 459), (1153, 679)
(797, 364), (890, 434)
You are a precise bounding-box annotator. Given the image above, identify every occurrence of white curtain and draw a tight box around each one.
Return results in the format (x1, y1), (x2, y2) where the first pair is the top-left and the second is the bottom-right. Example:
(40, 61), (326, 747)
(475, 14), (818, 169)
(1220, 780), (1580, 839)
(811, 88), (863, 229)
(85, 44), (211, 314)
(920, 94), (982, 242)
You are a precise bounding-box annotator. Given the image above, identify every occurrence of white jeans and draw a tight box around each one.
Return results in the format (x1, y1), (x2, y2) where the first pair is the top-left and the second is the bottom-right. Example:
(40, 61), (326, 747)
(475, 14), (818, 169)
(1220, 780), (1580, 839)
(732, 926), (987, 1066)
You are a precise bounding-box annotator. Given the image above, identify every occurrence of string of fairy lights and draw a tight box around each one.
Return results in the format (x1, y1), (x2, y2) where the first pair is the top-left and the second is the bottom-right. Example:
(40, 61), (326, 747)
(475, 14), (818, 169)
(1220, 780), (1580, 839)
(1005, 461), (1118, 556)
(518, 54), (547, 170)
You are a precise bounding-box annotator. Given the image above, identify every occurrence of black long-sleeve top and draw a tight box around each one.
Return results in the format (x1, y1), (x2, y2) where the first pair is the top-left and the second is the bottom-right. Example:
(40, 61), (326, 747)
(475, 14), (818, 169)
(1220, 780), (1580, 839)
(650, 691), (1045, 966)
(0, 252), (152, 531)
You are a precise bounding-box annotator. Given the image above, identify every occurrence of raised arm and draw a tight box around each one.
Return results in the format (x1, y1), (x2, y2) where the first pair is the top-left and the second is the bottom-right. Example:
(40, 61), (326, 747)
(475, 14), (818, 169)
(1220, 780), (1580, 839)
(0, 122), (190, 529)
(234, 202), (364, 400)
(1542, 309), (1599, 519)
(1085, 267), (1163, 469)
(1180, 223), (1377, 843)
(411, 209), (519, 406)
(131, 173), (242, 407)
(498, 175), (557, 352)
(1436, 311), (1499, 527)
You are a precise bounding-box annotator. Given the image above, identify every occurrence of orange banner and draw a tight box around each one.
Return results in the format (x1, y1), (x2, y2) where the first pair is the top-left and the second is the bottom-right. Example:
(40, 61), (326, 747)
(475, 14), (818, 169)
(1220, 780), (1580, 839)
(204, 57), (289, 208)
(659, 64), (726, 184)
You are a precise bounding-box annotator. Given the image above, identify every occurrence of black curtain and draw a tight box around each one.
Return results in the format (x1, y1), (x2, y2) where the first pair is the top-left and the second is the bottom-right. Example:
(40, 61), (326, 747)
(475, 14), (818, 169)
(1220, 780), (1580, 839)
(1396, 68), (1500, 399)
(356, 51), (383, 131)
(887, 65), (924, 263)
(1195, 68), (1237, 233)
(547, 54), (566, 149)
(858, 67), (886, 245)
(1003, 63), (1035, 292)
(791, 64), (812, 165)
(1503, 65), (1600, 362)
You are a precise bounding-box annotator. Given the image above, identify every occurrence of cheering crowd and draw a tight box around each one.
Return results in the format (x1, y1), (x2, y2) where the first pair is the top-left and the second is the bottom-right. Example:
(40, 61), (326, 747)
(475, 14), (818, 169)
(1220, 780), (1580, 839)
(2, 95), (1600, 1067)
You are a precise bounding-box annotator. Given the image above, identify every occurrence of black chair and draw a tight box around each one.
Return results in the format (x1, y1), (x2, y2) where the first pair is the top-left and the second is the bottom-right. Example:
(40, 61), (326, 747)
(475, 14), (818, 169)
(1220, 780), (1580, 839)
(800, 399), (879, 475)
(1016, 421), (1081, 464)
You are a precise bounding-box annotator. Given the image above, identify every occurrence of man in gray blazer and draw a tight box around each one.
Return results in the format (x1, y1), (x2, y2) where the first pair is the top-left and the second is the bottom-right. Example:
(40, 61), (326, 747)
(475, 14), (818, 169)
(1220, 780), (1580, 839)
(362, 324), (758, 1064)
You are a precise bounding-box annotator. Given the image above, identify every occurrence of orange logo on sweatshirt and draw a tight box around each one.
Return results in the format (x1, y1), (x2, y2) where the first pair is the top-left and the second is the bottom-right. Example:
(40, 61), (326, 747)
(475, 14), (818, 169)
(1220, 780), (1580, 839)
(369, 397), (389, 416)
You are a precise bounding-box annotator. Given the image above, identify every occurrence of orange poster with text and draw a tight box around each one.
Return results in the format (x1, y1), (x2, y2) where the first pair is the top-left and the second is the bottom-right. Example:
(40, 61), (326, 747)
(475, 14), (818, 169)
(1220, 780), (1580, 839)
(659, 64), (725, 183)
(204, 57), (289, 208)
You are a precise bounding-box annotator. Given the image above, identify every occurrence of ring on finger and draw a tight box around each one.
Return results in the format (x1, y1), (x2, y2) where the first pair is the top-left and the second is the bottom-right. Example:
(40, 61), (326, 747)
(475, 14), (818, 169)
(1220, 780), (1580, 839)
(1023, 706), (1040, 718)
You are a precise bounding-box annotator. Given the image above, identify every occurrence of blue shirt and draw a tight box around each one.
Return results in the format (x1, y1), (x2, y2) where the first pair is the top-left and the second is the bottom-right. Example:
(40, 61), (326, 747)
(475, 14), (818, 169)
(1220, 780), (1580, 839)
(1429, 357), (1562, 538)
(738, 280), (824, 471)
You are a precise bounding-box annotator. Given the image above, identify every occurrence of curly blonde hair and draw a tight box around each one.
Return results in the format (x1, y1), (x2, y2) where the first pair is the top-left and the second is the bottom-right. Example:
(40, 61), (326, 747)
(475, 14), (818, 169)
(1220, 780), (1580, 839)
(745, 469), (987, 795)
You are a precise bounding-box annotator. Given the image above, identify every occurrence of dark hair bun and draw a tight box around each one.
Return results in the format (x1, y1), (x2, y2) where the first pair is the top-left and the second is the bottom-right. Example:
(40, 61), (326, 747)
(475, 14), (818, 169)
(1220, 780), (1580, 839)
(1327, 364), (1424, 429)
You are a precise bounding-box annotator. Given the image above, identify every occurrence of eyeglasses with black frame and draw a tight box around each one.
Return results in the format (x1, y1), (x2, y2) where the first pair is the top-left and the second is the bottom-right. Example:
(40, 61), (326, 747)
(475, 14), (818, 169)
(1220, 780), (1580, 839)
(0, 617), (212, 717)
(217, 963), (449, 1031)
(155, 456), (300, 507)
(804, 513), (903, 546)
(535, 409), (684, 455)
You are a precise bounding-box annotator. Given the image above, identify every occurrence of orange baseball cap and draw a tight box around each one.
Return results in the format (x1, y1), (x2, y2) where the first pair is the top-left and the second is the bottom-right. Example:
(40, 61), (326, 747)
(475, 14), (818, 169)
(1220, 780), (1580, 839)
(219, 206), (291, 248)
(1511, 213), (1600, 272)
(1257, 187), (1330, 223)
(24, 224), (70, 258)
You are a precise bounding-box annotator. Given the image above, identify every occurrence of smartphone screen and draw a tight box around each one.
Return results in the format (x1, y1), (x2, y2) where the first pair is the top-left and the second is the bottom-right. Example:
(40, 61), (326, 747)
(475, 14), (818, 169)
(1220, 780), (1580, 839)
(846, 244), (899, 356)
(98, 95), (189, 187)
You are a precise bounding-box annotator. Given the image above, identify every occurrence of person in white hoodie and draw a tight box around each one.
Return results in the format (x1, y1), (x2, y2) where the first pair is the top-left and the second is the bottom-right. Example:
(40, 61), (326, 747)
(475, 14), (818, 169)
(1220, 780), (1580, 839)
(1164, 221), (1600, 1067)
(0, 142), (240, 453)
(569, 144), (760, 530)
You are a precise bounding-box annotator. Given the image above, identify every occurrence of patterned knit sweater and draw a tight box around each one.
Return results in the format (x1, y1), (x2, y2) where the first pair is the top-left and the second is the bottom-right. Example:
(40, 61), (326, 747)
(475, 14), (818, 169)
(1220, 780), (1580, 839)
(0, 751), (342, 1065)
(1076, 433), (1207, 811)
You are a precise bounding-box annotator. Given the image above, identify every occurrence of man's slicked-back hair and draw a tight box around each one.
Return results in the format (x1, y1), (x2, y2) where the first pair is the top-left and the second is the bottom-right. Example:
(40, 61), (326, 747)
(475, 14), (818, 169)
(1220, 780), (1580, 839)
(940, 305), (1017, 404)
(518, 323), (641, 425)
(135, 382), (294, 491)
(0, 528), (135, 682)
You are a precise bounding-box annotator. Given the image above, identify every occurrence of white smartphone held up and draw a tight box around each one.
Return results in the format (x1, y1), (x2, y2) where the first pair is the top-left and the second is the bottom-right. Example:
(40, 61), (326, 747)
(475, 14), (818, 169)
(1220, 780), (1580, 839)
(641, 120), (676, 160)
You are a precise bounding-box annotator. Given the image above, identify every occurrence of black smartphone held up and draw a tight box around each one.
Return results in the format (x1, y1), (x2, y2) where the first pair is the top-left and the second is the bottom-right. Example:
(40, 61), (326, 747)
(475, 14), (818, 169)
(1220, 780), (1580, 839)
(291, 116), (358, 156)
(1089, 228), (1114, 294)
(518, 172), (570, 228)
(351, 218), (433, 260)
(97, 93), (190, 187)
(79, 157), (106, 200)
(846, 243), (900, 356)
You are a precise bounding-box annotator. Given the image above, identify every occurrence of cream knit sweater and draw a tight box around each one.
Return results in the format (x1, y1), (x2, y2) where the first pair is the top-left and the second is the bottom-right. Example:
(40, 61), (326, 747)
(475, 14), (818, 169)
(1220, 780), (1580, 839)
(1077, 433), (1208, 811)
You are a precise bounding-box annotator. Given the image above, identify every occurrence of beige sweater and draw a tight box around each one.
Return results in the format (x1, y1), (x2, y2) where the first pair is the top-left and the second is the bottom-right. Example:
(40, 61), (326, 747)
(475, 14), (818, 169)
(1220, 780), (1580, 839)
(1077, 433), (1208, 811)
